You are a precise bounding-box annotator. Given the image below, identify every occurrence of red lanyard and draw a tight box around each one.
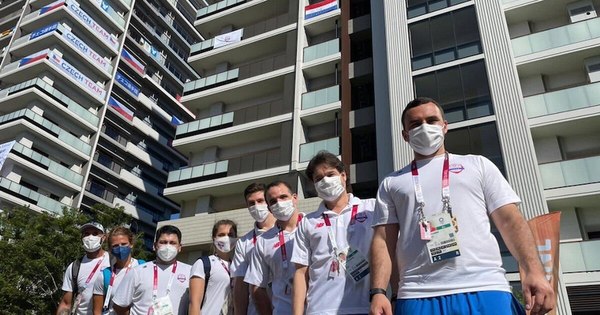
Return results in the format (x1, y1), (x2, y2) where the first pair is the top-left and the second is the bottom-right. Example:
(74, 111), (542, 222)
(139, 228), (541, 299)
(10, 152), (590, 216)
(411, 152), (451, 221)
(219, 258), (230, 275)
(278, 214), (303, 265)
(252, 230), (257, 245)
(152, 262), (177, 299)
(322, 204), (359, 226)
(84, 256), (105, 287)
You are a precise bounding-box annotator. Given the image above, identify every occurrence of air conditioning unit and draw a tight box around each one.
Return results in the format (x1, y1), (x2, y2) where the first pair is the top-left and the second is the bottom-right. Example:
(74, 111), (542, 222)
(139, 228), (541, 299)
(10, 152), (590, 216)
(567, 0), (597, 23)
(584, 56), (600, 82)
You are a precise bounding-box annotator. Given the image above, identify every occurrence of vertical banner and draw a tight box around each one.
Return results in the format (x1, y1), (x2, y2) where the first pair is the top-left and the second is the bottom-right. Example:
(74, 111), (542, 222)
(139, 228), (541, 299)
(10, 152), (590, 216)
(0, 140), (16, 172)
(519, 212), (561, 315)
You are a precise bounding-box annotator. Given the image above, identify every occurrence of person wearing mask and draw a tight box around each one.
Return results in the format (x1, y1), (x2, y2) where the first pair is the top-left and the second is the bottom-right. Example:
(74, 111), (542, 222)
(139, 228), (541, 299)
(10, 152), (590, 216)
(369, 97), (554, 315)
(292, 152), (376, 315)
(57, 222), (110, 315)
(232, 183), (276, 315)
(189, 220), (238, 315)
(112, 225), (191, 315)
(245, 180), (303, 315)
(92, 226), (145, 315)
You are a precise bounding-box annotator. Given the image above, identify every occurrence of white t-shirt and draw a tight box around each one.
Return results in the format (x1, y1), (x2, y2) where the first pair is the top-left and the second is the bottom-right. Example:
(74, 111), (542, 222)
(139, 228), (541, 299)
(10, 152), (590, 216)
(91, 258), (142, 315)
(291, 194), (375, 315)
(244, 215), (303, 315)
(61, 252), (111, 315)
(190, 255), (232, 315)
(231, 225), (267, 315)
(112, 261), (191, 315)
(373, 154), (520, 299)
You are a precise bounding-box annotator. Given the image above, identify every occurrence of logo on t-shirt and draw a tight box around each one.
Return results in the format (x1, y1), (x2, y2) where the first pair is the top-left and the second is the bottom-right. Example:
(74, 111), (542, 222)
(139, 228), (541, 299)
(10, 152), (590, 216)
(315, 222), (325, 228)
(449, 163), (464, 174)
(354, 212), (368, 223)
(177, 274), (187, 283)
(273, 241), (282, 249)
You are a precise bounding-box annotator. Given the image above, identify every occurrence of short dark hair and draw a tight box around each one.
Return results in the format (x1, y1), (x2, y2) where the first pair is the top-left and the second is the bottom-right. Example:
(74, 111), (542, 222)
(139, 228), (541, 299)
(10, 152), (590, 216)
(244, 183), (265, 200)
(306, 151), (345, 182)
(211, 219), (238, 238)
(401, 97), (445, 130)
(265, 180), (294, 203)
(155, 225), (182, 243)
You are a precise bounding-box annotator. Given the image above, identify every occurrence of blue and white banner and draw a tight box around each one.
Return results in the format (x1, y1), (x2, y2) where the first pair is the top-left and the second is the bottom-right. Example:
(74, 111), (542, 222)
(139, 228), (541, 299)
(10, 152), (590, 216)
(61, 28), (111, 73)
(214, 29), (243, 49)
(0, 140), (16, 172)
(65, 0), (119, 51)
(305, 0), (338, 19)
(116, 71), (140, 97)
(48, 51), (107, 100)
(29, 23), (59, 40)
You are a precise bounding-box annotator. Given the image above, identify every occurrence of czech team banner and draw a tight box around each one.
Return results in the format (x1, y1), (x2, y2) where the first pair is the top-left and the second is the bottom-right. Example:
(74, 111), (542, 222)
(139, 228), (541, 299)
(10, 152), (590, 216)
(0, 140), (16, 172)
(64, 0), (119, 51)
(518, 212), (561, 315)
(305, 0), (338, 19)
(48, 52), (107, 100)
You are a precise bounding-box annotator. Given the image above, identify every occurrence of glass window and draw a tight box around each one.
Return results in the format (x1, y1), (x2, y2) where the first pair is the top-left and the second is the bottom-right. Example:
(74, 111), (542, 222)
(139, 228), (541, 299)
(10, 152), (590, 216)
(445, 122), (506, 175)
(407, 0), (470, 19)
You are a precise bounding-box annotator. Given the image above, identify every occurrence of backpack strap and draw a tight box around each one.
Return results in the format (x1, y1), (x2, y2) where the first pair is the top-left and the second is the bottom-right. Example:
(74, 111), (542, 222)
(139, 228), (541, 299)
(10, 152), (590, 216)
(199, 256), (211, 307)
(102, 267), (112, 296)
(71, 258), (82, 297)
(137, 259), (146, 265)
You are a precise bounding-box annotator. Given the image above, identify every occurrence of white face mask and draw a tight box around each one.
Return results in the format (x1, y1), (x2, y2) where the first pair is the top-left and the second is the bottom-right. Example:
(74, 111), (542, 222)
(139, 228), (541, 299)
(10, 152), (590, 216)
(408, 123), (444, 156)
(82, 235), (102, 252)
(248, 204), (270, 223)
(315, 175), (345, 202)
(213, 236), (237, 253)
(270, 200), (295, 221)
(156, 244), (178, 262)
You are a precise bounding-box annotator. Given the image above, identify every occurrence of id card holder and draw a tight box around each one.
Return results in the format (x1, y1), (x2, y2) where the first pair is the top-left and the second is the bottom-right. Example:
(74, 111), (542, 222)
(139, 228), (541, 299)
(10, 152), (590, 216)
(344, 246), (370, 282)
(420, 221), (432, 241)
(426, 212), (461, 263)
(151, 296), (175, 315)
(328, 258), (340, 278)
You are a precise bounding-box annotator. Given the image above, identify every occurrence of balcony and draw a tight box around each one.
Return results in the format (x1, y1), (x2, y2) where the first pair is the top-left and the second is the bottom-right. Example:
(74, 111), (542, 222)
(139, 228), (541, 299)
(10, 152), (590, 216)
(512, 17), (600, 60)
(176, 112), (234, 138)
(196, 0), (247, 20)
(168, 160), (229, 185)
(525, 81), (600, 118)
(11, 142), (83, 186)
(183, 69), (239, 94)
(301, 85), (340, 110)
(0, 177), (69, 215)
(299, 137), (339, 162)
(304, 38), (340, 63)
(539, 156), (600, 189)
(561, 240), (600, 273)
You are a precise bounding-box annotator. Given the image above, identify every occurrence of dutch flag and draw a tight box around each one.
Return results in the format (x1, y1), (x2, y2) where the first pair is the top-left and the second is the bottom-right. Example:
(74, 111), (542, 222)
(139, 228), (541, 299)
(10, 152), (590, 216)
(305, 0), (338, 20)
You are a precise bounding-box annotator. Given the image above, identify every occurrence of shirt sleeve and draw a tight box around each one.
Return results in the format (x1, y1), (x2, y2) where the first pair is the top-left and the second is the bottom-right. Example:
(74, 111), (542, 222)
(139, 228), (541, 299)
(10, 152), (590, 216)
(61, 262), (74, 292)
(373, 178), (399, 226)
(92, 268), (106, 295)
(480, 156), (522, 214)
(244, 239), (269, 288)
(111, 267), (136, 308)
(190, 258), (206, 279)
(231, 237), (247, 278)
(290, 219), (309, 266)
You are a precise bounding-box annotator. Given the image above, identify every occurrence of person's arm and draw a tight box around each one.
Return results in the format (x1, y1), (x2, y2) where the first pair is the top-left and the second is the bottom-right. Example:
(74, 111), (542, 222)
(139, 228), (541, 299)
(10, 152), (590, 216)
(56, 292), (73, 315)
(491, 204), (554, 315)
(250, 284), (272, 315)
(188, 276), (205, 315)
(369, 224), (399, 315)
(92, 294), (104, 315)
(233, 277), (249, 315)
(292, 264), (308, 315)
(112, 304), (130, 315)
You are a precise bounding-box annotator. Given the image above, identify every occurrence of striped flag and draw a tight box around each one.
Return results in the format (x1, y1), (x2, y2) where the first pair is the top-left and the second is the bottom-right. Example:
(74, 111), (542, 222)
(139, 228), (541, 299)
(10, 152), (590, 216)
(121, 49), (145, 74)
(108, 97), (134, 121)
(305, 0), (338, 19)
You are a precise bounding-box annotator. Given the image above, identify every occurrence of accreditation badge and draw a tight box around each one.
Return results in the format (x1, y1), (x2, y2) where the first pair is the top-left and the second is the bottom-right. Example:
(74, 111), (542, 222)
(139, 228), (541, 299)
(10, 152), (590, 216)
(150, 296), (174, 315)
(425, 212), (461, 263)
(340, 246), (370, 282)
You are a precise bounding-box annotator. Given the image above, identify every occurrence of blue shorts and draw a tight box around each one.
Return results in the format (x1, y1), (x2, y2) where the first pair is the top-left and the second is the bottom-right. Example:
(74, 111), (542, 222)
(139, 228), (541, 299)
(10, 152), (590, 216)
(395, 291), (525, 315)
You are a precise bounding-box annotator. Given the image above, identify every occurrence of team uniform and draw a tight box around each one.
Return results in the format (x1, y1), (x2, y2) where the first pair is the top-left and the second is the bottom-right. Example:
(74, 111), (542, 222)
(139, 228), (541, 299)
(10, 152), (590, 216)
(292, 195), (375, 314)
(244, 215), (303, 315)
(190, 255), (233, 315)
(112, 261), (191, 315)
(92, 258), (142, 315)
(231, 225), (268, 315)
(61, 252), (111, 315)
(374, 154), (522, 312)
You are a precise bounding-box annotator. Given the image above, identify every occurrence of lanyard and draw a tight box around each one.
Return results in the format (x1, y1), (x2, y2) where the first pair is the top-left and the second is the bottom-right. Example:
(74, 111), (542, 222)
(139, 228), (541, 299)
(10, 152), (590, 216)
(411, 152), (451, 222)
(82, 256), (104, 290)
(103, 261), (133, 309)
(252, 230), (257, 245)
(322, 204), (359, 254)
(278, 214), (303, 267)
(152, 262), (177, 301)
(218, 258), (230, 275)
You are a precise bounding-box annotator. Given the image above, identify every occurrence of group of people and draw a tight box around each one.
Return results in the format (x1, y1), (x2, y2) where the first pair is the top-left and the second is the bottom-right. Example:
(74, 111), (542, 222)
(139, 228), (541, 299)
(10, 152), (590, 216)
(56, 98), (555, 315)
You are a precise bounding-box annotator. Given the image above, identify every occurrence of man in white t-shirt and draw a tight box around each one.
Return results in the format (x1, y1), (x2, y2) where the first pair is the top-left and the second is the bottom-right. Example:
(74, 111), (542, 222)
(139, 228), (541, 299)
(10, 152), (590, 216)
(369, 97), (554, 315)
(292, 152), (375, 315)
(232, 183), (276, 315)
(244, 180), (303, 315)
(56, 222), (111, 315)
(113, 225), (191, 315)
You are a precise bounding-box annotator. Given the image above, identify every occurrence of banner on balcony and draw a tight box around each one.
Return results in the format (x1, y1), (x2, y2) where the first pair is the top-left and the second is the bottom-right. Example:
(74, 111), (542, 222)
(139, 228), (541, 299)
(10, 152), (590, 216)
(0, 140), (16, 172)
(121, 49), (145, 74)
(108, 96), (134, 121)
(116, 71), (141, 97)
(518, 212), (561, 315)
(305, 0), (338, 20)
(214, 29), (243, 49)
(39, 0), (66, 16)
(65, 0), (119, 51)
(29, 23), (59, 40)
(19, 50), (50, 67)
(62, 28), (111, 73)
(48, 51), (107, 100)
(171, 115), (183, 125)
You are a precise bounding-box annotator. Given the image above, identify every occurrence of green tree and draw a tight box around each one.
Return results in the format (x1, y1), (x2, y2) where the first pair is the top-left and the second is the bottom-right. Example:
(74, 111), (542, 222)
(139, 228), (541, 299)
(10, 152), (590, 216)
(0, 204), (152, 314)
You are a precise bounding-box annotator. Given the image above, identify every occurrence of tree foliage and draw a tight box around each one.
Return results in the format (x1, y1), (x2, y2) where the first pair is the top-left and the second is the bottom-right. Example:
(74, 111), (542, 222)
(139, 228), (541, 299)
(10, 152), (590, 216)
(0, 204), (153, 314)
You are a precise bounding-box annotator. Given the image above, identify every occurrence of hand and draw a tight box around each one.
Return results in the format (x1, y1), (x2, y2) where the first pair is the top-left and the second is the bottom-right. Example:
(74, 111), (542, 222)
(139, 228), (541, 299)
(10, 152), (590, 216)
(522, 272), (555, 315)
(370, 294), (393, 315)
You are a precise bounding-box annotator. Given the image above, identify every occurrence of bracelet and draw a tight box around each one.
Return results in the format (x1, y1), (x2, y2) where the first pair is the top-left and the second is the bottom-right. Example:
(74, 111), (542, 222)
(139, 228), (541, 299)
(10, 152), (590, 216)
(369, 288), (387, 302)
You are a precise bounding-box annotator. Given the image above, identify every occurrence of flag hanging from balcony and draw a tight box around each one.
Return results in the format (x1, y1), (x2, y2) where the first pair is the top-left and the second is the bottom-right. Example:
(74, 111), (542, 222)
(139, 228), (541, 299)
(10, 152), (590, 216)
(171, 115), (184, 125)
(108, 96), (134, 121)
(0, 140), (16, 172)
(305, 0), (338, 20)
(19, 50), (50, 67)
(121, 49), (145, 75)
(214, 29), (243, 49)
(39, 0), (66, 16)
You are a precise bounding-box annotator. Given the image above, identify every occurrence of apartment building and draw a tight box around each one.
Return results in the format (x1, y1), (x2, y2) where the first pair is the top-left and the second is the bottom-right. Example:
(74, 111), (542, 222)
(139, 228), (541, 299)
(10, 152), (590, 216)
(0, 0), (200, 246)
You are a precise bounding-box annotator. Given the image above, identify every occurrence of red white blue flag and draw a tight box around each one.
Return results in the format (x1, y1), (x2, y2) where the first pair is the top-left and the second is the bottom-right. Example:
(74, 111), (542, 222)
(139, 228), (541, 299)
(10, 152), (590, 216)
(108, 96), (134, 121)
(305, 0), (338, 19)
(121, 49), (145, 75)
(39, 0), (65, 15)
(19, 50), (49, 67)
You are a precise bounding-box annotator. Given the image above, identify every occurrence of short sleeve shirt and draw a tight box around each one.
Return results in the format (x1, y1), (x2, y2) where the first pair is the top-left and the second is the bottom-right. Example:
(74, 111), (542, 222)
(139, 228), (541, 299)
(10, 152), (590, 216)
(92, 258), (142, 315)
(190, 255), (232, 315)
(61, 252), (111, 315)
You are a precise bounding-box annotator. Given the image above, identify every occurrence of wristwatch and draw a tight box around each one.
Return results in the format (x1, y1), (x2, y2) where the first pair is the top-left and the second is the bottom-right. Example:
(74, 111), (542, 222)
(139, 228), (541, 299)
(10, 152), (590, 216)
(369, 288), (387, 302)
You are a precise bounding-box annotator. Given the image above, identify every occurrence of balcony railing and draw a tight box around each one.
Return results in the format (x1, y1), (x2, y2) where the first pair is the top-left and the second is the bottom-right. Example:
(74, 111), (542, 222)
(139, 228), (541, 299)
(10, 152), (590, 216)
(183, 68), (239, 93)
(12, 142), (83, 186)
(227, 148), (283, 176)
(304, 38), (339, 63)
(301, 85), (340, 110)
(299, 137), (340, 162)
(524, 81), (600, 118)
(539, 156), (600, 189)
(561, 240), (600, 273)
(196, 0), (247, 19)
(0, 177), (69, 215)
(512, 17), (600, 58)
(167, 160), (229, 184)
(176, 112), (234, 137)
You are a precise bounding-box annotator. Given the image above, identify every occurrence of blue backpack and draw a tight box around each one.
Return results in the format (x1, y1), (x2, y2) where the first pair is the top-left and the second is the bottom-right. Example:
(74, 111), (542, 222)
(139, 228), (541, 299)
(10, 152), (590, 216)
(102, 259), (146, 295)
